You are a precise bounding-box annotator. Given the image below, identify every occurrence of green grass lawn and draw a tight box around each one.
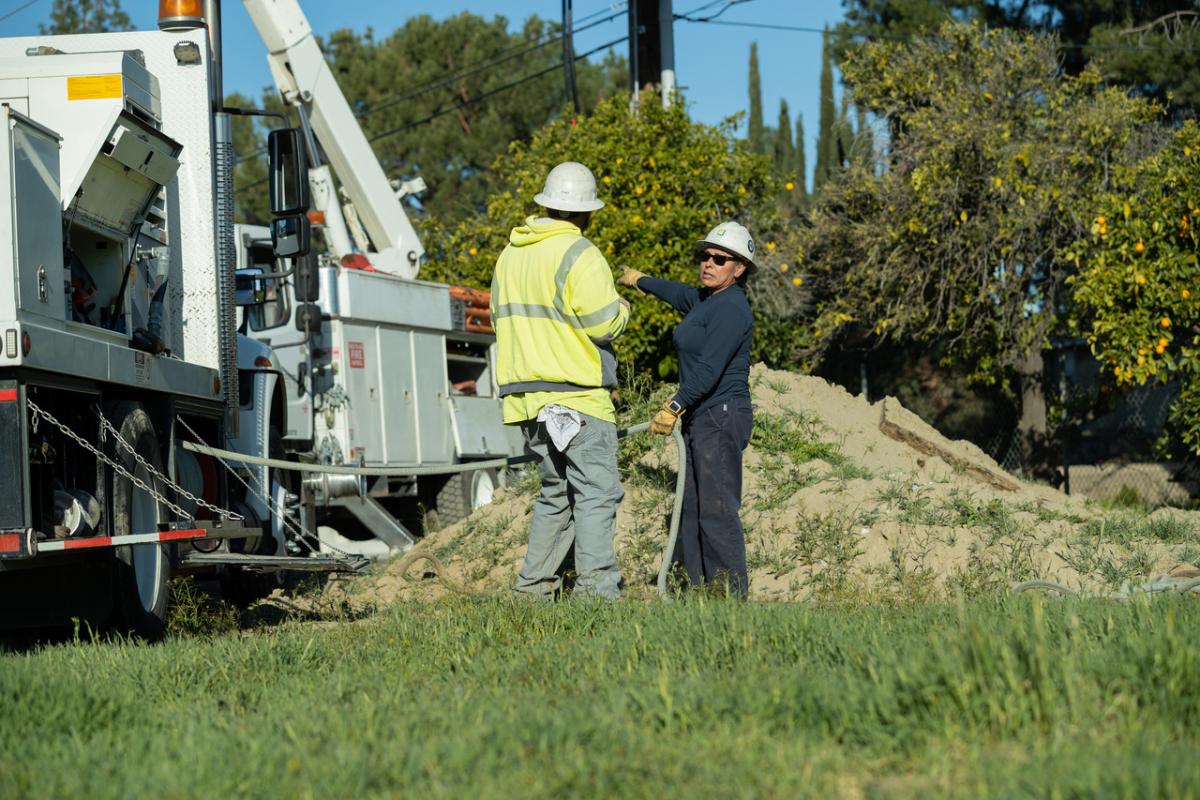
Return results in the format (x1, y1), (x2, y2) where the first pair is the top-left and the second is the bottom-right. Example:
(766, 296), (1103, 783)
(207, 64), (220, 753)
(2, 595), (1199, 798)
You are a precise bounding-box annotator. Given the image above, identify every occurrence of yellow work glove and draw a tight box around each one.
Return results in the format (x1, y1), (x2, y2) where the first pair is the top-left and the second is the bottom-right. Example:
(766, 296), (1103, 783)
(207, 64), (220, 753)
(649, 400), (681, 436)
(617, 265), (647, 290)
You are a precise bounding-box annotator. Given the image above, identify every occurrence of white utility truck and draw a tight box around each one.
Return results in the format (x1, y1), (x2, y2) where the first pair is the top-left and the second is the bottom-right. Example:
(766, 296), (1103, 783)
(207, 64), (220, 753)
(236, 0), (520, 553)
(0, 0), (517, 634)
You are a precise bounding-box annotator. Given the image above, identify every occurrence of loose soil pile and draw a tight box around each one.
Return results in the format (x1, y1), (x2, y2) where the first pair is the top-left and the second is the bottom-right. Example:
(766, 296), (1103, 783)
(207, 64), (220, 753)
(342, 365), (1200, 606)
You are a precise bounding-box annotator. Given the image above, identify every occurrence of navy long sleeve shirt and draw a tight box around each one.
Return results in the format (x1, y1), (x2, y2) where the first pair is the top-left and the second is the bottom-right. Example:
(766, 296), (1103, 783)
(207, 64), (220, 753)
(637, 276), (754, 416)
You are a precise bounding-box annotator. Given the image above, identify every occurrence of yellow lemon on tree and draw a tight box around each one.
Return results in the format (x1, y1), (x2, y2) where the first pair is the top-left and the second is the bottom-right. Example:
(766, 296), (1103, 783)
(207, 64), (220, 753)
(1134, 241), (1145, 254)
(1161, 316), (1172, 328)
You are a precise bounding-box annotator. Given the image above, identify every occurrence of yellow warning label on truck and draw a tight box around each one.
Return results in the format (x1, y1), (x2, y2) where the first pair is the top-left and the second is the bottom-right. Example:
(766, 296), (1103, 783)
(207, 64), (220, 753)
(66, 74), (123, 101)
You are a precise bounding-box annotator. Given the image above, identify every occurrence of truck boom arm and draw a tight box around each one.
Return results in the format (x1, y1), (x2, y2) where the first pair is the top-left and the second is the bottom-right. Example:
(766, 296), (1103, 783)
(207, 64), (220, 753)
(242, 0), (424, 278)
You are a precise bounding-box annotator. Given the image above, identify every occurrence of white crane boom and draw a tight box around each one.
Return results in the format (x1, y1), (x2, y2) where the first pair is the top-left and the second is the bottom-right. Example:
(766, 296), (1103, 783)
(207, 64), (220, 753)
(242, 0), (425, 278)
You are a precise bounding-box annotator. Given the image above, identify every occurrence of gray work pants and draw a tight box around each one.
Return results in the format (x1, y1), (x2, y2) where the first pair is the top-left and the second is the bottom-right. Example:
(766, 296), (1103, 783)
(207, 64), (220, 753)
(513, 413), (624, 600)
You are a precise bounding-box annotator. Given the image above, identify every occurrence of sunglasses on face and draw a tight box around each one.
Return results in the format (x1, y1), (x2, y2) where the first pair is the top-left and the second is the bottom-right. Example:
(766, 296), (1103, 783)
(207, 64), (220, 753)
(697, 250), (739, 267)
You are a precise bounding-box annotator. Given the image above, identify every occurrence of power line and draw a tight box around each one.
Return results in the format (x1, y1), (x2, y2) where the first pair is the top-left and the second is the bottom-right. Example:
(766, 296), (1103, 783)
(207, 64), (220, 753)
(359, 7), (626, 120)
(674, 0), (755, 23)
(0, 0), (41, 24)
(235, 5), (628, 164)
(679, 16), (1200, 54)
(369, 34), (629, 144)
(234, 35), (628, 195)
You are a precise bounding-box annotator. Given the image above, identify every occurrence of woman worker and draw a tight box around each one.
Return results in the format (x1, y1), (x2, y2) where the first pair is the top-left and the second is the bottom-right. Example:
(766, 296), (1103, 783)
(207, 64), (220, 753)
(618, 221), (756, 596)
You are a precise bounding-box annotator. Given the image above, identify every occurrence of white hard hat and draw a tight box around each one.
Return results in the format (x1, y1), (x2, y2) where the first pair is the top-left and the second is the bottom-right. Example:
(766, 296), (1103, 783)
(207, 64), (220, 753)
(696, 221), (757, 271)
(534, 161), (605, 213)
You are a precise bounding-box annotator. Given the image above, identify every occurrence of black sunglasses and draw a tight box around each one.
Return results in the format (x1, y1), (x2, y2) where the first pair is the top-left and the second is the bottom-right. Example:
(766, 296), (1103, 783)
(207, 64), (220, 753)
(697, 250), (739, 267)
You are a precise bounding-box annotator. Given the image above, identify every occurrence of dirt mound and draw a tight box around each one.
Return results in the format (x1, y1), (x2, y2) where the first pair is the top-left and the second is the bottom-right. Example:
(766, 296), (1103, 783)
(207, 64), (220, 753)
(346, 365), (1200, 606)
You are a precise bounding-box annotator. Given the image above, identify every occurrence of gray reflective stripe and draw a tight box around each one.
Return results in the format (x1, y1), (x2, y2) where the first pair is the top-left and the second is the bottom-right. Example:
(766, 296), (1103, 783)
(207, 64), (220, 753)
(499, 380), (602, 397)
(493, 302), (561, 321)
(492, 237), (617, 332)
(552, 238), (594, 321)
(575, 298), (621, 329)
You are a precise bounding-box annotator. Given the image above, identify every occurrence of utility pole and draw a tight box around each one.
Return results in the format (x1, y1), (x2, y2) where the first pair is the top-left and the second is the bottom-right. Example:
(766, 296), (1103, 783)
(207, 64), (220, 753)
(629, 0), (674, 107)
(659, 0), (675, 107)
(562, 0), (580, 114)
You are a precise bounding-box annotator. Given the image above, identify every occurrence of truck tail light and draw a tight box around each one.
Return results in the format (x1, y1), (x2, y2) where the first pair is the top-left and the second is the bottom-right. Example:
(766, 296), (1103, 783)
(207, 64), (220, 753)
(21, 331), (30, 356)
(4, 329), (14, 358)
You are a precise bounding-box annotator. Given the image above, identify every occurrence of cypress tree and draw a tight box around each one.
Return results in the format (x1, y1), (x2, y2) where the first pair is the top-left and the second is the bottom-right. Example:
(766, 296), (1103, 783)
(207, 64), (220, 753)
(795, 114), (808, 202)
(835, 92), (854, 171)
(748, 42), (765, 153)
(856, 105), (874, 170)
(774, 99), (794, 174)
(814, 27), (836, 192)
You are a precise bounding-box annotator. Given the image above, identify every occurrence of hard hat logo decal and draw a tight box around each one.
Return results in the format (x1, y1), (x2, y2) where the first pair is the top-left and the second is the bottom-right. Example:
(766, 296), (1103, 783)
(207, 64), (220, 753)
(747, 239), (755, 254)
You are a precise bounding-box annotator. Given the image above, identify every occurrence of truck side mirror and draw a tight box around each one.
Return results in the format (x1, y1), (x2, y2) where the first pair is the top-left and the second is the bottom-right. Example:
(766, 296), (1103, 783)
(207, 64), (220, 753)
(234, 267), (266, 306)
(271, 214), (310, 258)
(268, 128), (310, 216)
(294, 251), (319, 302)
(295, 302), (322, 333)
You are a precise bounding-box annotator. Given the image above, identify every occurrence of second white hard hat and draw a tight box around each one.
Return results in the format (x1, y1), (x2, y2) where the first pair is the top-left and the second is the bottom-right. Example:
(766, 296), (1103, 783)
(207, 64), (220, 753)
(534, 161), (605, 213)
(696, 221), (757, 270)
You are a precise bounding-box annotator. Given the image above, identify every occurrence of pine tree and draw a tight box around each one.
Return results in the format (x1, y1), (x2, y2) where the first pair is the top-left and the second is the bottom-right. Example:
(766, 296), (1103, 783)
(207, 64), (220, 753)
(795, 113), (808, 203)
(40, 0), (131, 34)
(814, 27), (836, 193)
(774, 99), (794, 174)
(747, 42), (765, 153)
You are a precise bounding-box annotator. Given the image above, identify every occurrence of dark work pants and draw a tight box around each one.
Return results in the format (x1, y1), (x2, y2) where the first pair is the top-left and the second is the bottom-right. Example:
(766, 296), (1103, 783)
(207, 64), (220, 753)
(674, 401), (753, 596)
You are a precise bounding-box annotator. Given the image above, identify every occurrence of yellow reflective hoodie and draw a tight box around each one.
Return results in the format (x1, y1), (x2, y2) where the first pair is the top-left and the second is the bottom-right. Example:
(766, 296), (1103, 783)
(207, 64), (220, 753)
(490, 216), (629, 423)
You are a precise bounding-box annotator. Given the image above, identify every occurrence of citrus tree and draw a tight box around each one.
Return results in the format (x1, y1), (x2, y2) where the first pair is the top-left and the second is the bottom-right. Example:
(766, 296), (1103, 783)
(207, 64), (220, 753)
(1065, 122), (1200, 453)
(420, 94), (807, 376)
(798, 22), (1160, 410)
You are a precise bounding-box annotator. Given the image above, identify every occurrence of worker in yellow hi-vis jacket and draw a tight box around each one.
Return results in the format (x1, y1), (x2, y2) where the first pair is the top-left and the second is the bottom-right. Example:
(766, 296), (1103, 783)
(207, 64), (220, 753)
(490, 161), (631, 600)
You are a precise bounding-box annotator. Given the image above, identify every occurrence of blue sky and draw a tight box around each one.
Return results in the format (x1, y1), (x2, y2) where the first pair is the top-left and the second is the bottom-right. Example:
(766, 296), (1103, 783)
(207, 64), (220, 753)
(0, 0), (846, 191)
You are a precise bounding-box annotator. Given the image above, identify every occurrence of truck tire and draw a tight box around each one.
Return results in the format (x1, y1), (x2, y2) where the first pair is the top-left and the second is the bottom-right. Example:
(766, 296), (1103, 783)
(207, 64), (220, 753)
(436, 468), (497, 526)
(107, 402), (171, 640)
(222, 426), (290, 606)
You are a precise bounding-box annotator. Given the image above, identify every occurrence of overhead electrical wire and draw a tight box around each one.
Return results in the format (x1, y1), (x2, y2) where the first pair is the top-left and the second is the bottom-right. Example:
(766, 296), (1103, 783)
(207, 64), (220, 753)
(0, 0), (41, 24)
(369, 34), (629, 143)
(235, 3), (629, 164)
(677, 15), (1200, 54)
(234, 34), (628, 195)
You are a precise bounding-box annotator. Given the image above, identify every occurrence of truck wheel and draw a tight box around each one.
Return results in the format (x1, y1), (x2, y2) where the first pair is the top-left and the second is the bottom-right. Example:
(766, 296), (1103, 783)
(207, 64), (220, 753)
(223, 426), (290, 606)
(436, 468), (497, 525)
(108, 402), (171, 640)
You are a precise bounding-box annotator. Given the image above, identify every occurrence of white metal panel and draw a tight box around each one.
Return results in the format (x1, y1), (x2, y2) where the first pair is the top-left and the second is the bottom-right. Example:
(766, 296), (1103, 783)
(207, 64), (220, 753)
(452, 396), (520, 458)
(412, 331), (452, 463)
(0, 30), (220, 370)
(336, 269), (452, 330)
(377, 326), (417, 464)
(10, 113), (64, 324)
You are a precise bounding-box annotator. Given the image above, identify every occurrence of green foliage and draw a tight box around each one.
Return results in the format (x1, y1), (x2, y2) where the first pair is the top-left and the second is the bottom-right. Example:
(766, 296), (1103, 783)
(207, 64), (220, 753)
(321, 14), (625, 227)
(814, 27), (837, 193)
(3, 597), (1200, 796)
(794, 113), (808, 203)
(747, 42), (765, 154)
(836, 1), (1200, 118)
(39, 0), (130, 34)
(420, 95), (806, 377)
(231, 14), (625, 228)
(800, 22), (1161, 394)
(1066, 122), (1200, 453)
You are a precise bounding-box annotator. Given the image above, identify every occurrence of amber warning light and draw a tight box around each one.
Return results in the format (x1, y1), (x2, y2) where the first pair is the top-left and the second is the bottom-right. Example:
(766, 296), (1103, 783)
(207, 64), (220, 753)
(158, 0), (205, 31)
